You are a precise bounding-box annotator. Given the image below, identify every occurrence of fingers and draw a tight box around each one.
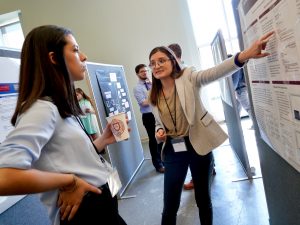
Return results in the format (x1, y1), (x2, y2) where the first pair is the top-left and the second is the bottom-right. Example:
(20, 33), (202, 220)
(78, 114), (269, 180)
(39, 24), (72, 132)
(260, 37), (271, 50)
(157, 129), (165, 136)
(89, 185), (102, 195)
(256, 52), (270, 58)
(68, 204), (80, 221)
(60, 203), (79, 221)
(260, 31), (275, 41)
(261, 36), (272, 44)
(60, 204), (72, 220)
(156, 130), (166, 142)
(125, 119), (131, 132)
(259, 31), (274, 51)
(156, 132), (163, 139)
(59, 181), (102, 221)
(57, 196), (62, 207)
(251, 52), (270, 59)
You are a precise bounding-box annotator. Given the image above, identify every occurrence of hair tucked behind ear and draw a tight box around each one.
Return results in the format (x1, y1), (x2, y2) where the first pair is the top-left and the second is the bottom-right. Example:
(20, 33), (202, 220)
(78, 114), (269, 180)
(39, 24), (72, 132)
(11, 25), (82, 125)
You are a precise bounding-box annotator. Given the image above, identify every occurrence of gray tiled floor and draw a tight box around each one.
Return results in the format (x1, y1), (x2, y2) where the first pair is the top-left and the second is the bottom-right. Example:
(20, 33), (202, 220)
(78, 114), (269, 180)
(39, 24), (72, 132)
(118, 117), (269, 225)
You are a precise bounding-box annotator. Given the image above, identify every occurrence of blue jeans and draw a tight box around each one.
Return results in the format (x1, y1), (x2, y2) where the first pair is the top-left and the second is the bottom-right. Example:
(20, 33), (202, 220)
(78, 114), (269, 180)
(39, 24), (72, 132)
(161, 137), (214, 225)
(236, 86), (253, 121)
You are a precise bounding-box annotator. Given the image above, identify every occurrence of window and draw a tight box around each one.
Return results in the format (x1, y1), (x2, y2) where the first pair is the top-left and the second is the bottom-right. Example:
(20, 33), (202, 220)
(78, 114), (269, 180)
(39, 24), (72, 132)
(187, 0), (241, 122)
(0, 11), (24, 50)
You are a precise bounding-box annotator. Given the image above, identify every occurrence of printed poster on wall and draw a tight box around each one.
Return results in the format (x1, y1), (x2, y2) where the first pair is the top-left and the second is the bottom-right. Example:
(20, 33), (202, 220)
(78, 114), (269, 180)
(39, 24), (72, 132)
(238, 0), (300, 172)
(95, 67), (132, 121)
(0, 57), (19, 143)
(0, 55), (25, 213)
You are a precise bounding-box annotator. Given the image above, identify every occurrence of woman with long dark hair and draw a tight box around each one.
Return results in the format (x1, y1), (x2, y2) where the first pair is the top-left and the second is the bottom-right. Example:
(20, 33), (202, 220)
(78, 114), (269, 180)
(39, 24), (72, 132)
(0, 25), (127, 225)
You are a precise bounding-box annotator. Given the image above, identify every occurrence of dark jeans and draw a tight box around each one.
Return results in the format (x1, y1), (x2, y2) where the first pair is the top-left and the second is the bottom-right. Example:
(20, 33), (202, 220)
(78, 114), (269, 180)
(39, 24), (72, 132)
(142, 112), (163, 170)
(60, 184), (126, 225)
(161, 137), (214, 225)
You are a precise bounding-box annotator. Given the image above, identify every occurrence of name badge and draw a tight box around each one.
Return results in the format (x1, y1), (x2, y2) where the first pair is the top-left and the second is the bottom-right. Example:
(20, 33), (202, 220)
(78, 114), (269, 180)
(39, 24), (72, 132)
(107, 169), (122, 197)
(171, 137), (187, 152)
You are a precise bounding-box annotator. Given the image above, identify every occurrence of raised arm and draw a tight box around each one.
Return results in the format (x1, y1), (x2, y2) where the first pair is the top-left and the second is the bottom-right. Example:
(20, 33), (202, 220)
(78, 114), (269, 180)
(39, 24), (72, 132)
(237, 31), (274, 63)
(191, 31), (275, 86)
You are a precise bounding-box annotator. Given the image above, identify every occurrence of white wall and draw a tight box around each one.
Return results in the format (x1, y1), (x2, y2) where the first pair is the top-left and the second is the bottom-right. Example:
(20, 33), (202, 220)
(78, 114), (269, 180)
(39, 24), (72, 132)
(0, 0), (200, 139)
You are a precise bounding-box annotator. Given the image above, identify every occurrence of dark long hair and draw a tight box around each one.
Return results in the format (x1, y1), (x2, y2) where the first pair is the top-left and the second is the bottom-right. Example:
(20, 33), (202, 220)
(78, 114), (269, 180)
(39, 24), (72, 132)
(149, 46), (183, 106)
(11, 25), (82, 125)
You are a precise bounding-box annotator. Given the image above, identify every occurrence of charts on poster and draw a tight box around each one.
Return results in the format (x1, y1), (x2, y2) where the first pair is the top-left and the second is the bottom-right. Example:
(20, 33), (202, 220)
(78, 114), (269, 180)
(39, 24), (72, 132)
(238, 0), (300, 172)
(0, 94), (17, 143)
(95, 67), (132, 121)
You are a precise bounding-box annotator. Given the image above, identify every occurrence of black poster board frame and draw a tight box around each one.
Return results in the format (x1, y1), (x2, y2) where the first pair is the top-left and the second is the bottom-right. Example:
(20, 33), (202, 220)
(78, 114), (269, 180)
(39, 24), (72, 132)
(95, 67), (132, 120)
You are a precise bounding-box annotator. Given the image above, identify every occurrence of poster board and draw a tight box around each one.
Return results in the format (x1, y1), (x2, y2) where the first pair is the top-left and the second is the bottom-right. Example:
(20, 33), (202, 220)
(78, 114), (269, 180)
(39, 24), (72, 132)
(95, 68), (132, 120)
(0, 49), (26, 214)
(211, 30), (233, 106)
(86, 62), (144, 196)
(237, 0), (300, 172)
(211, 31), (252, 178)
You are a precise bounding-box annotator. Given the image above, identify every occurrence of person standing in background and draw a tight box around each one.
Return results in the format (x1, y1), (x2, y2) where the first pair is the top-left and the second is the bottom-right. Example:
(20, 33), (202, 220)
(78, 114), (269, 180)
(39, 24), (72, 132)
(76, 87), (99, 140)
(149, 31), (274, 225)
(228, 54), (254, 129)
(133, 64), (165, 173)
(168, 43), (186, 68)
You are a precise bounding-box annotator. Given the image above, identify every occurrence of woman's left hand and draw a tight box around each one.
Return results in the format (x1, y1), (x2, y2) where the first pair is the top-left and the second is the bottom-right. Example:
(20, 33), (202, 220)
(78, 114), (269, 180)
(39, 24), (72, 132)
(94, 118), (131, 149)
(102, 123), (117, 145)
(238, 31), (275, 63)
(58, 176), (101, 221)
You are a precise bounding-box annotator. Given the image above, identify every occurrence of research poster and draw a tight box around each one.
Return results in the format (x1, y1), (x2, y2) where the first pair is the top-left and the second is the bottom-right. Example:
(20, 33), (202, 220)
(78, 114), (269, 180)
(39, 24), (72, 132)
(0, 55), (25, 213)
(238, 0), (300, 172)
(95, 69), (132, 121)
(0, 57), (19, 143)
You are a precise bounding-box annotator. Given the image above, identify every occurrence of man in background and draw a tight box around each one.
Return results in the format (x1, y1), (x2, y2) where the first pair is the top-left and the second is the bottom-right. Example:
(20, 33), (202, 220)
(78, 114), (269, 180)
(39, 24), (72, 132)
(228, 54), (254, 129)
(133, 64), (164, 173)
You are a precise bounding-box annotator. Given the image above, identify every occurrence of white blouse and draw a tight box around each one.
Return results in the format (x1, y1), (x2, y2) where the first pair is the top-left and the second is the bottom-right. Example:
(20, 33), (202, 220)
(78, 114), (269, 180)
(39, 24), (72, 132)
(0, 100), (112, 225)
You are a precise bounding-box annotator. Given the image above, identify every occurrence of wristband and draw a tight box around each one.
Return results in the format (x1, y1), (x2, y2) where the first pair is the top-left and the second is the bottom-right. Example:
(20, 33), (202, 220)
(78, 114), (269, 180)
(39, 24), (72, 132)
(59, 174), (78, 193)
(234, 52), (246, 67)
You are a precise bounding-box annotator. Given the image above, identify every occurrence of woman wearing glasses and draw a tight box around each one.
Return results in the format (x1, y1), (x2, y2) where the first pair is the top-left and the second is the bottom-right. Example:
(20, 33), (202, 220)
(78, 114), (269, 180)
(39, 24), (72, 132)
(148, 31), (274, 225)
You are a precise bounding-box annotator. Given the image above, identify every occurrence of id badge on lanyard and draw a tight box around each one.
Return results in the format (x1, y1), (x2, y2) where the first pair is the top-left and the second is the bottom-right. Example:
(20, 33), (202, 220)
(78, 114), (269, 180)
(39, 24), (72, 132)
(107, 168), (122, 197)
(101, 156), (122, 197)
(171, 137), (187, 152)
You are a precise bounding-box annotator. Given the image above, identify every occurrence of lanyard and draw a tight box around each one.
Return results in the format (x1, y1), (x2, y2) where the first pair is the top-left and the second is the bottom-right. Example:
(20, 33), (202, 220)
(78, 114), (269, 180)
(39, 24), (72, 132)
(162, 85), (177, 134)
(75, 116), (106, 163)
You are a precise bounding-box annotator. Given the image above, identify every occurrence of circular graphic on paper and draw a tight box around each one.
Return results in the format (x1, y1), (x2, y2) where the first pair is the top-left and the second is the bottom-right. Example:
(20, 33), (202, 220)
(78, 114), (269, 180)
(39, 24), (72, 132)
(111, 118), (125, 137)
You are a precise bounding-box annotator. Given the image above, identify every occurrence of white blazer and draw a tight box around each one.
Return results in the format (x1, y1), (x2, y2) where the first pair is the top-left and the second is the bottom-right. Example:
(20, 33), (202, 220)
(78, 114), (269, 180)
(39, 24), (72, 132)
(151, 56), (242, 156)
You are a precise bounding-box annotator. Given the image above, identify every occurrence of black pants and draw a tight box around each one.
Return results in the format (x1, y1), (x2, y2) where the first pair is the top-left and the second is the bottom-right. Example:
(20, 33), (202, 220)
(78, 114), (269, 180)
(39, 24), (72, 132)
(161, 137), (214, 225)
(60, 184), (127, 225)
(142, 112), (163, 170)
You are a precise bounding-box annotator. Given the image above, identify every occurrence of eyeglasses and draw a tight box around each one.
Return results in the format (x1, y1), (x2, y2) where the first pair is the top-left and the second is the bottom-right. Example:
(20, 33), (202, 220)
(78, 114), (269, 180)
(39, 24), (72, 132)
(139, 69), (148, 74)
(149, 58), (171, 69)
